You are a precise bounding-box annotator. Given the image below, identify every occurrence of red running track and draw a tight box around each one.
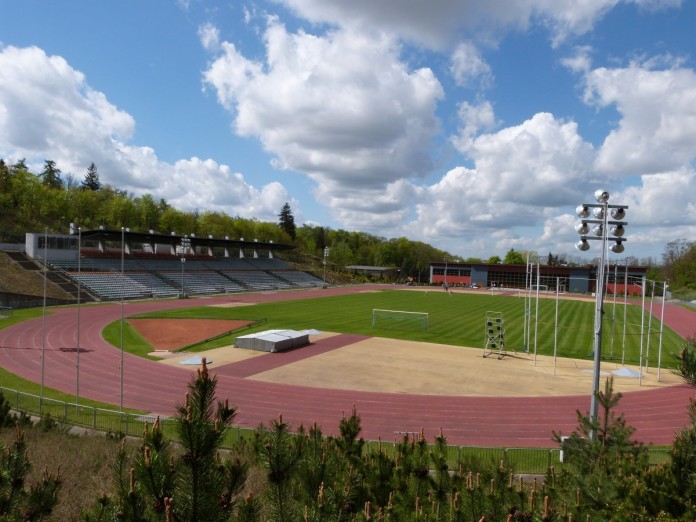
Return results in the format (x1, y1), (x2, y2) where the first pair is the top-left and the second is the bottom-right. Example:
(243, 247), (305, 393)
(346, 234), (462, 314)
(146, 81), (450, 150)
(0, 286), (694, 448)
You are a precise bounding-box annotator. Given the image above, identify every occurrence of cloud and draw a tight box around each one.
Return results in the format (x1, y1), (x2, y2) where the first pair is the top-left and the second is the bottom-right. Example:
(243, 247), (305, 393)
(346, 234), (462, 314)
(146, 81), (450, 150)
(402, 112), (596, 253)
(275, 0), (680, 48)
(198, 23), (220, 51)
(450, 42), (493, 88)
(202, 20), (444, 221)
(0, 45), (134, 160)
(578, 60), (696, 175)
(0, 45), (289, 222)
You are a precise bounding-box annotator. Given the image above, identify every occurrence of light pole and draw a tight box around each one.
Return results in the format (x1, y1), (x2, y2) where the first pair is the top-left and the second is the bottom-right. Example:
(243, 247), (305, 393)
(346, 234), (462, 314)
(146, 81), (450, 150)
(575, 189), (628, 439)
(323, 247), (329, 284)
(180, 236), (190, 298)
(444, 256), (449, 288)
(120, 226), (125, 414)
(76, 226), (82, 407)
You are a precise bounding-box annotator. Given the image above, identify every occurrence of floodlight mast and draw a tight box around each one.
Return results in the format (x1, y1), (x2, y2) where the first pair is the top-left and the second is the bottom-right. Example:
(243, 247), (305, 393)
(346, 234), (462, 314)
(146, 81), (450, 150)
(575, 189), (628, 440)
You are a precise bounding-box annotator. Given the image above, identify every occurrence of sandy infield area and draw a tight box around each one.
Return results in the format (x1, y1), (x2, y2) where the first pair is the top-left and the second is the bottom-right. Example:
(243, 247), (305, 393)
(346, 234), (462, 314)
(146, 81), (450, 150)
(140, 317), (679, 397)
(244, 336), (680, 397)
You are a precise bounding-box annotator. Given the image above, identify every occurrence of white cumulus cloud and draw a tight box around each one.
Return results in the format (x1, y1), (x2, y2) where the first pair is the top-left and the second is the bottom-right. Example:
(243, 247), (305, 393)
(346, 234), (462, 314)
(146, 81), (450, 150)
(202, 20), (444, 224)
(0, 45), (289, 223)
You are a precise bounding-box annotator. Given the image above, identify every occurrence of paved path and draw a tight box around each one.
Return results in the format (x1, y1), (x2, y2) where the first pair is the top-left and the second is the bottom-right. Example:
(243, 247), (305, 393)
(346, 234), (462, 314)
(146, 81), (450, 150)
(0, 286), (694, 447)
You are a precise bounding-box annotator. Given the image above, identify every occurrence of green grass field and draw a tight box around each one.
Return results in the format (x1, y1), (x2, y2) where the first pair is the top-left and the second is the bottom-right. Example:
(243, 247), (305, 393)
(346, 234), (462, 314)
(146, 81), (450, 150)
(120, 289), (684, 368)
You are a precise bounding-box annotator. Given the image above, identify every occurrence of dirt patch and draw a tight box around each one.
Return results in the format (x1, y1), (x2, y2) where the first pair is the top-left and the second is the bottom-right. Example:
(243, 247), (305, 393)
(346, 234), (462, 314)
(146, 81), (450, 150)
(129, 318), (251, 350)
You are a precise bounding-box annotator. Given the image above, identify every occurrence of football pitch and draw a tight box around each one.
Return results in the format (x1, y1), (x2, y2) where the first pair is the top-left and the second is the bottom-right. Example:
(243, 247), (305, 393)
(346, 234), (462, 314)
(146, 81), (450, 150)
(127, 289), (684, 368)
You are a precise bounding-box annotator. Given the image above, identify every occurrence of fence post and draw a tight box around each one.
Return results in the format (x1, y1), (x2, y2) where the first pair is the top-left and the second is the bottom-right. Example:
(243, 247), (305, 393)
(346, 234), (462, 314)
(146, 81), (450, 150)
(503, 448), (508, 469)
(93, 407), (97, 429)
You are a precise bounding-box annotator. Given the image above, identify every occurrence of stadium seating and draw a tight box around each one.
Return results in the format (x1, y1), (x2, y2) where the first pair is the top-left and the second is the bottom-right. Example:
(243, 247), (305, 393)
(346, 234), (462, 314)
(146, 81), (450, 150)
(52, 253), (319, 301)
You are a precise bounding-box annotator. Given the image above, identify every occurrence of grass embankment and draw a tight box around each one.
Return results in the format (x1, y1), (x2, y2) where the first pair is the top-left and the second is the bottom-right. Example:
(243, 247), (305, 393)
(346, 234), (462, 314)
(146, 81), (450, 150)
(120, 289), (685, 367)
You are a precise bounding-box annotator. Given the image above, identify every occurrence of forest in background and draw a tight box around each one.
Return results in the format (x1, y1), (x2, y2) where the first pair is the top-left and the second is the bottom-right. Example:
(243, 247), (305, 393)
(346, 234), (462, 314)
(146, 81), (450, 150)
(1, 158), (694, 296)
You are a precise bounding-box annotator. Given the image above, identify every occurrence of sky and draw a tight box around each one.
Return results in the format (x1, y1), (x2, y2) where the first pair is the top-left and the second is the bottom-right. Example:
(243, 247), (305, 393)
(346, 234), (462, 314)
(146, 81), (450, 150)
(1, 0), (695, 263)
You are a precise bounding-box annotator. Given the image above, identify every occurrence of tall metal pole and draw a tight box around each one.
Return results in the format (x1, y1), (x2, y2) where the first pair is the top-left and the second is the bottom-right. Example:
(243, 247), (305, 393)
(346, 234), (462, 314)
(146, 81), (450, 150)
(589, 198), (609, 432)
(40, 228), (48, 416)
(575, 190), (627, 439)
(645, 280), (656, 373)
(120, 226), (125, 413)
(609, 263), (618, 359)
(553, 277), (559, 376)
(657, 282), (667, 381)
(523, 253), (529, 352)
(534, 263), (540, 365)
(621, 260), (628, 365)
(76, 227), (82, 407)
(638, 276), (646, 386)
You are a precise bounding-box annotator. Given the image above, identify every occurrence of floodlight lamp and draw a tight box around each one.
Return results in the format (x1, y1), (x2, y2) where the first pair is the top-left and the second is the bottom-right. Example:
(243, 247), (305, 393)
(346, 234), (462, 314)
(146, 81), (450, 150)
(593, 224), (604, 237)
(576, 205), (590, 218)
(575, 222), (590, 235)
(610, 241), (625, 254)
(593, 207), (605, 219)
(610, 224), (625, 237)
(594, 189), (609, 203)
(575, 238), (591, 251)
(610, 207), (626, 220)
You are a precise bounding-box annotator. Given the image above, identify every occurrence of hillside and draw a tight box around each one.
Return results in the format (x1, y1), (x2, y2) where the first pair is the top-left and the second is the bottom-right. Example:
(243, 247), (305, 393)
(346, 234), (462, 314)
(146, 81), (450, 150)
(0, 251), (75, 300)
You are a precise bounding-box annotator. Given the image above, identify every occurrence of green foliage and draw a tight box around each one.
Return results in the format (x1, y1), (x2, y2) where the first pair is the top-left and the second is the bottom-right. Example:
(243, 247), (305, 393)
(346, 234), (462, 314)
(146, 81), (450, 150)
(81, 163), (102, 191)
(277, 202), (296, 240)
(40, 160), (63, 190)
(0, 391), (12, 428)
(661, 239), (696, 291)
(549, 377), (695, 520)
(674, 337), (696, 387)
(83, 361), (252, 521)
(503, 248), (526, 265)
(0, 424), (62, 521)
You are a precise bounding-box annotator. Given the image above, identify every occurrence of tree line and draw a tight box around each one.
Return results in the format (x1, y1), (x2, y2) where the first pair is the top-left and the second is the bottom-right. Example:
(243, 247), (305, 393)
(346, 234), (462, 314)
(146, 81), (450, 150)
(1, 158), (694, 292)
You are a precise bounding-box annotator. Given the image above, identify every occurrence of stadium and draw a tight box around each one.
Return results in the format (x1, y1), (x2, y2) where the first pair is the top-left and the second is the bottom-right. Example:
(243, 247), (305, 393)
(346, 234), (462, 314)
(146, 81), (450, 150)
(0, 227), (694, 452)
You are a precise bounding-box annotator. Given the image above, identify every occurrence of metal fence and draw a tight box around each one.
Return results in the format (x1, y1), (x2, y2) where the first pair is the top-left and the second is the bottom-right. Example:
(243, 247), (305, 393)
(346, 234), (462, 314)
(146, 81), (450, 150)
(0, 386), (670, 474)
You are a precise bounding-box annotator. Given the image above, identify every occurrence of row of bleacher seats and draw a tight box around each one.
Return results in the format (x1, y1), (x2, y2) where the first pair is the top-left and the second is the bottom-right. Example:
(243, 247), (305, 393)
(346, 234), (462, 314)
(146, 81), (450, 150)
(51, 256), (291, 272)
(51, 254), (326, 301)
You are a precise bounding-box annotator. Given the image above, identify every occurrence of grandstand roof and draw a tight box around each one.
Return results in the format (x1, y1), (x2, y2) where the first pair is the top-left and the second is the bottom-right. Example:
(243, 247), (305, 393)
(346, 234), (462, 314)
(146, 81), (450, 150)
(79, 228), (294, 253)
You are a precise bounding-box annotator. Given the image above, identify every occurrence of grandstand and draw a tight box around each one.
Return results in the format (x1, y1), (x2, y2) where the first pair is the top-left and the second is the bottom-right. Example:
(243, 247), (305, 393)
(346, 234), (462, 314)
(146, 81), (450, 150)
(46, 254), (326, 301)
(5, 228), (326, 303)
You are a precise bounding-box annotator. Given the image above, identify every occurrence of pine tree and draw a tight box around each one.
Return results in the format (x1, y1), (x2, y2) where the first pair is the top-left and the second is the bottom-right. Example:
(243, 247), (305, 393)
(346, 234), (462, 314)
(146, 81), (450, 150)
(0, 423), (62, 521)
(549, 377), (652, 519)
(278, 202), (296, 240)
(82, 162), (102, 191)
(40, 159), (63, 190)
(83, 360), (255, 521)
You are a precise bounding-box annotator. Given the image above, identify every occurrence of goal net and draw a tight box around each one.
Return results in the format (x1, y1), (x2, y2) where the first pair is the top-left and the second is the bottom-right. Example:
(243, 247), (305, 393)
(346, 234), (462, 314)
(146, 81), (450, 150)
(372, 309), (428, 331)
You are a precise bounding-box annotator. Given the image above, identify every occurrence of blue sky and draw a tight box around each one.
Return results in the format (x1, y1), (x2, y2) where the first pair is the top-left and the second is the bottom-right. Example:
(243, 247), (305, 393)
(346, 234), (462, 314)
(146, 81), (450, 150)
(1, 0), (695, 263)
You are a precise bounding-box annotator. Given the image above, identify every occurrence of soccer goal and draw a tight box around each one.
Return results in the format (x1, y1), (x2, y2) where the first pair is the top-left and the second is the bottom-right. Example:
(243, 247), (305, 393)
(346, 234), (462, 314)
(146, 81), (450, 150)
(372, 309), (429, 331)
